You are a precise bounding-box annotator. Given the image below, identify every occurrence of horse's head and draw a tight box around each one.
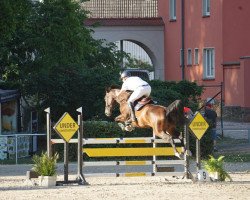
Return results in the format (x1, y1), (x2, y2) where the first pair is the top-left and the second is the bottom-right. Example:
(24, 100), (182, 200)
(104, 85), (120, 117)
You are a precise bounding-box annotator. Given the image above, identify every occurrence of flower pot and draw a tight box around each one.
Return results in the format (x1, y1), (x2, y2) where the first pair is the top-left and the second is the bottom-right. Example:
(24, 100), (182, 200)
(209, 172), (219, 181)
(39, 176), (57, 187)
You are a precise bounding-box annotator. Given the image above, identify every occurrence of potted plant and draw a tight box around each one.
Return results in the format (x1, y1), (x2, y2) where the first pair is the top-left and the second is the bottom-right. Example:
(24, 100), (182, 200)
(32, 152), (59, 187)
(202, 155), (232, 182)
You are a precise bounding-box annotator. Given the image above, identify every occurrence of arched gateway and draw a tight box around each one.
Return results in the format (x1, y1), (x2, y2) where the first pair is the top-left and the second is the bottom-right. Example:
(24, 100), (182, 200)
(85, 18), (165, 80)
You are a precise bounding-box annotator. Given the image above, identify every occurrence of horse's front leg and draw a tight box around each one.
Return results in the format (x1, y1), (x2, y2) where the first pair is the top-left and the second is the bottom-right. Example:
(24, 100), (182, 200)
(115, 114), (127, 122)
(115, 115), (135, 132)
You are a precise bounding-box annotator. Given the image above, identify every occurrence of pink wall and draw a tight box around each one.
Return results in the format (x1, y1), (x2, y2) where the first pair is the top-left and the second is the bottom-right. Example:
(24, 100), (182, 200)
(158, 0), (182, 81)
(223, 65), (242, 106)
(223, 58), (250, 107)
(158, 0), (223, 85)
(158, 0), (250, 107)
(241, 58), (250, 107)
(222, 0), (250, 62)
(221, 0), (250, 107)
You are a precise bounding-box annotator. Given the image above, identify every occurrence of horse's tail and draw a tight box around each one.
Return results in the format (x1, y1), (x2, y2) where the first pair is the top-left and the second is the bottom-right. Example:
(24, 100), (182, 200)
(166, 100), (182, 116)
(166, 100), (185, 139)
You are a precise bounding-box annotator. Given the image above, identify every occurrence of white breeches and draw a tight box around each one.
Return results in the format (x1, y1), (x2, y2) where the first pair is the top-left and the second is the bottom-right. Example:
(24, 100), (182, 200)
(128, 86), (151, 104)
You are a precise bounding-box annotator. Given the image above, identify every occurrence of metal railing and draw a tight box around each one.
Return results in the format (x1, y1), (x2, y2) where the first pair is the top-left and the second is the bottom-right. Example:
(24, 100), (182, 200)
(0, 133), (46, 164)
(82, 0), (158, 18)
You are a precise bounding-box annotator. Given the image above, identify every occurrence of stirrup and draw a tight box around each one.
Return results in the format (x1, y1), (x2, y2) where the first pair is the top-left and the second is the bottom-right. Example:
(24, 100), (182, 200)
(128, 102), (137, 122)
(131, 115), (137, 122)
(125, 120), (132, 125)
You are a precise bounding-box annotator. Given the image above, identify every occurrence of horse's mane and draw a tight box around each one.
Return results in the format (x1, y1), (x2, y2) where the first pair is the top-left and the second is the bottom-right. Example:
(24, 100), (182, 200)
(106, 85), (132, 101)
(106, 84), (121, 92)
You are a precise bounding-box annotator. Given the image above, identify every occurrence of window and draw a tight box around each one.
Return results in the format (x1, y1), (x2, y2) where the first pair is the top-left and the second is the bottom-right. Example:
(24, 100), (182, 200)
(169, 0), (176, 20)
(202, 0), (210, 16)
(203, 48), (215, 79)
(187, 49), (192, 65)
(194, 48), (199, 65)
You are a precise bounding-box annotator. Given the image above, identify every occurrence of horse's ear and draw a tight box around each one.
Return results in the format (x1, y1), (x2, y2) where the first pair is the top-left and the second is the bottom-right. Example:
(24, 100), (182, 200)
(105, 86), (111, 92)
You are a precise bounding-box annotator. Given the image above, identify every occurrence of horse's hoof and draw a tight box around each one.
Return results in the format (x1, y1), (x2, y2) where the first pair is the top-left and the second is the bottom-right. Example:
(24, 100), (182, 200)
(125, 125), (134, 132)
(175, 152), (184, 159)
(185, 150), (192, 157)
(118, 123), (125, 131)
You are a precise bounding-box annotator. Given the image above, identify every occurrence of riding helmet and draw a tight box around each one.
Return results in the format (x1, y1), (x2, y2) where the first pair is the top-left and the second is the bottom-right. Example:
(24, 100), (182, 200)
(120, 70), (130, 79)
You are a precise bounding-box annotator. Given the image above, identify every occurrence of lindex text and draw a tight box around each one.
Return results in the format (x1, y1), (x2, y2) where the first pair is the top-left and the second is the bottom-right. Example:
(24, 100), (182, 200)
(192, 122), (206, 126)
(59, 123), (76, 128)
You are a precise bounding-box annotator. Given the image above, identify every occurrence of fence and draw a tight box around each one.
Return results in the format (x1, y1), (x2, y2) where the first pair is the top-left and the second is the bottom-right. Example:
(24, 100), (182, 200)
(82, 0), (158, 18)
(0, 133), (46, 164)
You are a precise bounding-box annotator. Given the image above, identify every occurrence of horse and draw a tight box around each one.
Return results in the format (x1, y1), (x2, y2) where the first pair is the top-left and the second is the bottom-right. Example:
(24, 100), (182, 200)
(104, 85), (186, 159)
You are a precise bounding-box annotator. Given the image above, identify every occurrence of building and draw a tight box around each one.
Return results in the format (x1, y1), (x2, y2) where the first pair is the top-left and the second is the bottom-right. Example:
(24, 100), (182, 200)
(158, 0), (250, 120)
(83, 0), (250, 120)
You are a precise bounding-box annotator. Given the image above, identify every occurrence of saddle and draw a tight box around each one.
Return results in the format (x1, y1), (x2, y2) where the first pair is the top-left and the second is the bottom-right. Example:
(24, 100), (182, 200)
(134, 96), (154, 111)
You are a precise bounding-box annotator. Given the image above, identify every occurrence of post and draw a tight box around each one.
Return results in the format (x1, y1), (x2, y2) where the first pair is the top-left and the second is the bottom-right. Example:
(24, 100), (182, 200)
(44, 107), (52, 157)
(64, 141), (69, 183)
(248, 129), (250, 143)
(120, 40), (124, 68)
(15, 134), (18, 164)
(152, 134), (156, 173)
(196, 139), (201, 171)
(76, 107), (87, 185)
(220, 82), (224, 137)
(184, 122), (190, 178)
(181, 0), (185, 80)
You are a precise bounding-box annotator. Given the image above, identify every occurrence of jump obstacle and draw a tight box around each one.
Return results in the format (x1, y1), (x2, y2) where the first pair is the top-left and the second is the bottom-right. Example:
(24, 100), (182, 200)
(52, 137), (187, 178)
(46, 107), (191, 185)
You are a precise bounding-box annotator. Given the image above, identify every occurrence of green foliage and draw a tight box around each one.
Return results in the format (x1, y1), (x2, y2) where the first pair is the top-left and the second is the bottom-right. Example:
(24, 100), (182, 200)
(202, 155), (232, 181)
(0, 0), (122, 123)
(0, 1), (204, 135)
(32, 152), (59, 176)
(0, 0), (31, 41)
(149, 80), (203, 110)
(124, 57), (154, 72)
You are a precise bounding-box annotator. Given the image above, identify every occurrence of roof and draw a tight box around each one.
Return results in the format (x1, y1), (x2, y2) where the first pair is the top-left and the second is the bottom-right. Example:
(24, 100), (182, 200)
(84, 17), (164, 26)
(0, 89), (20, 103)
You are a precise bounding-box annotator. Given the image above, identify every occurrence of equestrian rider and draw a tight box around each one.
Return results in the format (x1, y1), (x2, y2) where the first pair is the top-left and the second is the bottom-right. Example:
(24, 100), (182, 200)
(118, 71), (151, 123)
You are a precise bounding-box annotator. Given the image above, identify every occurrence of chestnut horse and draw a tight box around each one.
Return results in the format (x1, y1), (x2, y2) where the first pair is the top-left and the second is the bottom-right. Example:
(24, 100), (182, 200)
(104, 85), (185, 158)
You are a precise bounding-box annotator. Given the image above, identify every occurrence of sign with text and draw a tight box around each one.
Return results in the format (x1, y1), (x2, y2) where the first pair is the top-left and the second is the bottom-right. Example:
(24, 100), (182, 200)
(53, 112), (79, 142)
(189, 112), (209, 140)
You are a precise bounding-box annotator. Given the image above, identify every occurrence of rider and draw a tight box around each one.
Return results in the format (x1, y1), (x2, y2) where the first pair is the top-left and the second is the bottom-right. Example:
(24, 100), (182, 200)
(118, 70), (151, 123)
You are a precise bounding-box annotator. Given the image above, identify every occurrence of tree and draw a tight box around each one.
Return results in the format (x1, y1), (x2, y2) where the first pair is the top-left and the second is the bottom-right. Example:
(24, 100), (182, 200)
(0, 0), (123, 121)
(0, 0), (32, 76)
(125, 57), (154, 72)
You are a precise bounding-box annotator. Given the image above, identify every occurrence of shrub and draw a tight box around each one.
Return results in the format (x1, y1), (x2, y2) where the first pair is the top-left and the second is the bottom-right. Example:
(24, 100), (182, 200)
(202, 155), (232, 181)
(32, 152), (59, 176)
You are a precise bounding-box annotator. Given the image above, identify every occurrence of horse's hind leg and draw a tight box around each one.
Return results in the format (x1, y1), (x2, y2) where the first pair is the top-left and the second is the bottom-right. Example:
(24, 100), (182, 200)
(159, 132), (184, 159)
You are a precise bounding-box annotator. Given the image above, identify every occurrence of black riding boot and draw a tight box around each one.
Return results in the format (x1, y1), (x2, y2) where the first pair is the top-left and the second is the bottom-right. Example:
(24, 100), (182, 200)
(128, 102), (137, 122)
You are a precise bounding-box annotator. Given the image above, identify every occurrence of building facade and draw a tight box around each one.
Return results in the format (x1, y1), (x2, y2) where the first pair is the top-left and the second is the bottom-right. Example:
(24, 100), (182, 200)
(158, 0), (250, 119)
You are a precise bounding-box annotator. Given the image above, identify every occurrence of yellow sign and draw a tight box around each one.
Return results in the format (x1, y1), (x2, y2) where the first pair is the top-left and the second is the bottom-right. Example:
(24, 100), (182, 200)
(189, 112), (209, 140)
(53, 112), (79, 142)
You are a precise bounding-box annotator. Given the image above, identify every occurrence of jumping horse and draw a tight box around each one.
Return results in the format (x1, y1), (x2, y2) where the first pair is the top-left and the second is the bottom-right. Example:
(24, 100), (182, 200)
(104, 85), (186, 159)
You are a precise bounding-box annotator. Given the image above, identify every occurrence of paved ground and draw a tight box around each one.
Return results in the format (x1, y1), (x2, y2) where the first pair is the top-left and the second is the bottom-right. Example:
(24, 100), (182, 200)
(216, 120), (250, 139)
(215, 120), (250, 154)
